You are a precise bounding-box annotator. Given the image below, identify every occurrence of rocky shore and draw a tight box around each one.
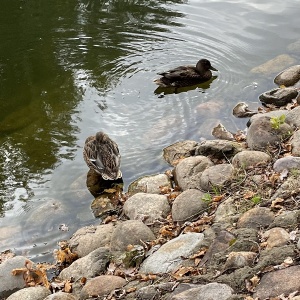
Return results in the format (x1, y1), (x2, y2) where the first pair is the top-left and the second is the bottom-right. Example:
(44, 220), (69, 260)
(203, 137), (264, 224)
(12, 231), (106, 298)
(1, 58), (300, 300)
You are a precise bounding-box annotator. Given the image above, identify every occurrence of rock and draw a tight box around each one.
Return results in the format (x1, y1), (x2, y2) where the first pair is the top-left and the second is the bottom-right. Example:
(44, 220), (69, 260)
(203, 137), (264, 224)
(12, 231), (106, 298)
(273, 156), (300, 172)
(270, 210), (300, 230)
(170, 282), (233, 300)
(211, 123), (234, 140)
(174, 156), (214, 191)
(69, 173), (91, 201)
(254, 266), (300, 299)
(6, 286), (51, 300)
(80, 275), (126, 299)
(135, 282), (181, 299)
(196, 99), (224, 118)
(123, 193), (170, 225)
(262, 227), (290, 249)
(274, 65), (300, 87)
(287, 40), (300, 54)
(259, 87), (298, 106)
(230, 228), (259, 253)
(69, 224), (114, 257)
(271, 176), (300, 201)
(195, 140), (244, 159)
(232, 102), (257, 118)
(246, 116), (293, 150)
(286, 106), (300, 127)
(110, 220), (155, 252)
(237, 207), (275, 229)
(291, 130), (300, 156)
(91, 195), (117, 218)
(127, 173), (172, 195)
(250, 54), (296, 75)
(214, 197), (240, 225)
(44, 292), (77, 300)
(200, 164), (234, 191)
(140, 233), (204, 274)
(172, 189), (208, 223)
(59, 247), (110, 281)
(232, 150), (271, 169)
(248, 110), (289, 126)
(0, 256), (32, 299)
(223, 251), (256, 271)
(197, 118), (221, 140)
(163, 141), (199, 166)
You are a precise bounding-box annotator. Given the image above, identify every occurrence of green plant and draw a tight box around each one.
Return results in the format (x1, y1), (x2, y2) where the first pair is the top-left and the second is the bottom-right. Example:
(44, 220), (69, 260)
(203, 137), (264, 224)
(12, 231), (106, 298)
(270, 115), (286, 129)
(251, 195), (261, 205)
(201, 193), (212, 203)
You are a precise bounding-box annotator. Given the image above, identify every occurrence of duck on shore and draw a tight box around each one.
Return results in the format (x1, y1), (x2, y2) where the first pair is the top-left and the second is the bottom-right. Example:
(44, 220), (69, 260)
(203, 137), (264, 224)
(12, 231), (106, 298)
(83, 131), (122, 180)
(154, 58), (218, 88)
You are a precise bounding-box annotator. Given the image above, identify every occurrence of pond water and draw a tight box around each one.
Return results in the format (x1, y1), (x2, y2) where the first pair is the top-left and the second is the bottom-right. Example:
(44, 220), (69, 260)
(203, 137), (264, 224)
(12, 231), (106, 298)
(0, 0), (299, 262)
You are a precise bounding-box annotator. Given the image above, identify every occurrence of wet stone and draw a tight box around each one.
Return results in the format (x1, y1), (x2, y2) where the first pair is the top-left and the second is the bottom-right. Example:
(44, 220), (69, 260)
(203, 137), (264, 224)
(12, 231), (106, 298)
(274, 64), (300, 87)
(287, 40), (300, 54)
(232, 150), (271, 169)
(259, 87), (298, 106)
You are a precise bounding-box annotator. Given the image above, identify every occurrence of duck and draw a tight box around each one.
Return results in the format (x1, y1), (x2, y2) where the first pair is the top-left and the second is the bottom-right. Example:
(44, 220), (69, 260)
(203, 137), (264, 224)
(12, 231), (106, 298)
(154, 58), (218, 88)
(83, 131), (122, 180)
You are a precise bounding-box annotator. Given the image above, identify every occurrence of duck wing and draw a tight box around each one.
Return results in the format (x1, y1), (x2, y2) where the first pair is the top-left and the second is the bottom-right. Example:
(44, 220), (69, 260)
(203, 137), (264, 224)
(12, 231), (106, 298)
(158, 66), (198, 79)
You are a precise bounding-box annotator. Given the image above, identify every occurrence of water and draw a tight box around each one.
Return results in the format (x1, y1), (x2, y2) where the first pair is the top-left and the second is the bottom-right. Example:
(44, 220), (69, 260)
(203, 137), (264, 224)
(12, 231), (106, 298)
(0, 0), (299, 261)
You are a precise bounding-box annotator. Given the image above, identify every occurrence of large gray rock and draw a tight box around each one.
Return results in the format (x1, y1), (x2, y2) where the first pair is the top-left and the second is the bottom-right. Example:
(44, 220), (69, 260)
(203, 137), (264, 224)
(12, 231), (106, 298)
(7, 287), (51, 300)
(259, 87), (298, 106)
(171, 282), (233, 300)
(174, 156), (214, 190)
(123, 193), (170, 225)
(172, 189), (208, 222)
(140, 233), (204, 274)
(69, 223), (114, 257)
(286, 106), (300, 127)
(232, 150), (271, 169)
(110, 220), (155, 252)
(199, 164), (234, 191)
(0, 256), (31, 299)
(163, 140), (199, 166)
(274, 65), (300, 87)
(127, 173), (172, 195)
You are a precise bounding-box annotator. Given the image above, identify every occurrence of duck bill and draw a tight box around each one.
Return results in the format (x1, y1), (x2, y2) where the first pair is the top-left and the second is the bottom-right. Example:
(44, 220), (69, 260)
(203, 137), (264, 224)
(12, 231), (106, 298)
(210, 66), (218, 71)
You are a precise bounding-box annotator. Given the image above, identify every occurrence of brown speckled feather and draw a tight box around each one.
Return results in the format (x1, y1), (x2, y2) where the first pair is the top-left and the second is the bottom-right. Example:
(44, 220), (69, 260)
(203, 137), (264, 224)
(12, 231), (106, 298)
(83, 132), (122, 180)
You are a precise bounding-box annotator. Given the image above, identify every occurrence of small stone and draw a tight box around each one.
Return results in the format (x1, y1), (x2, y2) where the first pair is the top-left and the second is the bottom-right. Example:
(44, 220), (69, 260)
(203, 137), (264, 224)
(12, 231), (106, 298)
(291, 130), (300, 156)
(214, 197), (240, 224)
(274, 65), (300, 87)
(262, 227), (290, 249)
(259, 87), (298, 106)
(232, 150), (271, 169)
(273, 156), (300, 173)
(223, 251), (256, 271)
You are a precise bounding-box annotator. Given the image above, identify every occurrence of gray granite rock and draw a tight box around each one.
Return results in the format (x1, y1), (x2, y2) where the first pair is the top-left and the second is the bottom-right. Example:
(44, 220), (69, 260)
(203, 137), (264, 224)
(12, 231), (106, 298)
(259, 87), (298, 106)
(80, 275), (126, 299)
(163, 140), (199, 166)
(0, 256), (31, 299)
(273, 156), (300, 172)
(110, 220), (155, 252)
(7, 286), (51, 300)
(250, 54), (296, 75)
(127, 173), (172, 195)
(172, 189), (208, 223)
(123, 193), (170, 225)
(174, 156), (214, 191)
(200, 164), (234, 191)
(140, 233), (204, 274)
(274, 65), (300, 87)
(254, 266), (300, 299)
(214, 197), (240, 225)
(232, 150), (271, 169)
(69, 223), (114, 257)
(286, 106), (300, 128)
(249, 110), (289, 125)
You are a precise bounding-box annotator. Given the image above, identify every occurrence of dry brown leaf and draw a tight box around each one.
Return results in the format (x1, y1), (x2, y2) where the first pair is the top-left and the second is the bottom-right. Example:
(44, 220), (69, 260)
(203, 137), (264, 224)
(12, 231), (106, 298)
(103, 215), (118, 224)
(174, 266), (194, 277)
(212, 194), (225, 202)
(243, 190), (255, 199)
(64, 280), (72, 293)
(126, 287), (137, 293)
(54, 248), (78, 265)
(269, 173), (280, 186)
(80, 277), (87, 286)
(271, 198), (284, 209)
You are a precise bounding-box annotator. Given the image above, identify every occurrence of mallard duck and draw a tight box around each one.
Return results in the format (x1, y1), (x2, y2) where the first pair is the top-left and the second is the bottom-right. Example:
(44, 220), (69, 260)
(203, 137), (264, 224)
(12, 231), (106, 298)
(83, 131), (122, 180)
(154, 58), (218, 88)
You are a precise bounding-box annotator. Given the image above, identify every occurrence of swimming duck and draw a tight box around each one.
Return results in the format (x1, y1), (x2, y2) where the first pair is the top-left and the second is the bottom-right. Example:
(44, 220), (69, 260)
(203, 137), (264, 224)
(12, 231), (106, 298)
(154, 58), (218, 88)
(83, 131), (122, 180)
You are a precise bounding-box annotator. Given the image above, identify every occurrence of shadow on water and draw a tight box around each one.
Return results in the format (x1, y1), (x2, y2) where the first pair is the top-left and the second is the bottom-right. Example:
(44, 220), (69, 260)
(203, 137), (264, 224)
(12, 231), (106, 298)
(154, 76), (218, 96)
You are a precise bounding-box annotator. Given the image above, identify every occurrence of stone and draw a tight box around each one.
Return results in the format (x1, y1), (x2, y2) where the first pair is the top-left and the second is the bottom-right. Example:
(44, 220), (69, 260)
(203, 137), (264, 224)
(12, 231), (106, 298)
(6, 286), (51, 300)
(110, 220), (155, 252)
(44, 292), (77, 300)
(291, 130), (300, 156)
(174, 156), (214, 191)
(254, 266), (300, 299)
(287, 40), (300, 54)
(69, 223), (114, 257)
(262, 227), (290, 249)
(270, 210), (300, 229)
(286, 106), (300, 127)
(170, 282), (233, 300)
(273, 156), (300, 173)
(140, 233), (204, 274)
(232, 150), (271, 169)
(246, 116), (293, 150)
(259, 87), (298, 106)
(214, 197), (240, 225)
(200, 164), (234, 191)
(237, 207), (275, 229)
(248, 110), (289, 126)
(274, 65), (300, 86)
(195, 140), (244, 159)
(163, 140), (199, 166)
(250, 54), (296, 75)
(0, 256), (32, 299)
(80, 275), (126, 299)
(172, 189), (208, 223)
(271, 176), (300, 201)
(123, 193), (170, 225)
(127, 173), (172, 195)
(223, 251), (257, 271)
